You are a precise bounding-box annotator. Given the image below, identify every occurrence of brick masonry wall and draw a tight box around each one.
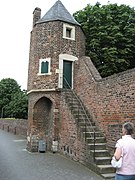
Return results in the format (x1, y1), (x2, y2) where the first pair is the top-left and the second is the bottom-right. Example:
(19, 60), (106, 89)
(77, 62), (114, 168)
(59, 92), (89, 164)
(28, 21), (85, 91)
(27, 19), (86, 153)
(0, 119), (27, 137)
(74, 56), (135, 149)
(27, 90), (61, 151)
(27, 9), (134, 159)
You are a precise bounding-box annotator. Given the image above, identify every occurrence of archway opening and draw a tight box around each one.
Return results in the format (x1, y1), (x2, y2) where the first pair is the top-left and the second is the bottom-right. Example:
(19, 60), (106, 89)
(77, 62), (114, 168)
(33, 97), (53, 143)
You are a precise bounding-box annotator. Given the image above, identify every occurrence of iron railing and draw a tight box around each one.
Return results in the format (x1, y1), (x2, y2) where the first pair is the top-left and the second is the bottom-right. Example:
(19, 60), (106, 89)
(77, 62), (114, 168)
(63, 76), (96, 162)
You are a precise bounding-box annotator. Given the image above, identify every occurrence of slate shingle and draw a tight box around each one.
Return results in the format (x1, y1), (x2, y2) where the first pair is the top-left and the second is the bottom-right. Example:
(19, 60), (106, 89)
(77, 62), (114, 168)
(37, 0), (80, 25)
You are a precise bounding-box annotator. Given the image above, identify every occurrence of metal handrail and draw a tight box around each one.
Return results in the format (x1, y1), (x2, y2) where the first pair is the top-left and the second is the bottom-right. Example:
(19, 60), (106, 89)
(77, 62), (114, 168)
(63, 77), (96, 162)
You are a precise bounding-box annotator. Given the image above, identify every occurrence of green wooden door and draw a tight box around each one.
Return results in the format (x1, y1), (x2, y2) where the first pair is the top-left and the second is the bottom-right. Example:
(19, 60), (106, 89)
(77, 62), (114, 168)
(63, 60), (72, 89)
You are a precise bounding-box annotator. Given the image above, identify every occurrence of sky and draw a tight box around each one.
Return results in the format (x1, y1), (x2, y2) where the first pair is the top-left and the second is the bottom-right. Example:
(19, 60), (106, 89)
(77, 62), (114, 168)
(0, 0), (135, 90)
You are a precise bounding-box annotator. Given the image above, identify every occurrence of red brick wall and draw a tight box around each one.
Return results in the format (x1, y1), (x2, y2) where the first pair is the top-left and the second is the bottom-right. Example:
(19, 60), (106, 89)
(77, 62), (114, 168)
(27, 8), (135, 157)
(74, 56), (135, 148)
(0, 119), (27, 137)
(27, 21), (85, 91)
(59, 93), (88, 162)
(27, 19), (86, 152)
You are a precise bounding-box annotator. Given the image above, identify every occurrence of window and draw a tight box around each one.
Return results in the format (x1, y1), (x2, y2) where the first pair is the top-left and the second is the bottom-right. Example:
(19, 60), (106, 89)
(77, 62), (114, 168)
(63, 24), (75, 40)
(41, 61), (48, 73)
(66, 28), (72, 38)
(38, 58), (51, 75)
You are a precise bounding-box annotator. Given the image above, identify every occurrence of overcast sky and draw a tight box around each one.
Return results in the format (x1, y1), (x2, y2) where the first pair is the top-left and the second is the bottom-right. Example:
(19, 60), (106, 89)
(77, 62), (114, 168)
(0, 0), (135, 90)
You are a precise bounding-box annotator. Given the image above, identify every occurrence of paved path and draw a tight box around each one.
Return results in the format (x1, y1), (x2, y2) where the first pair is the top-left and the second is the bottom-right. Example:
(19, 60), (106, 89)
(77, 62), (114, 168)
(0, 130), (105, 180)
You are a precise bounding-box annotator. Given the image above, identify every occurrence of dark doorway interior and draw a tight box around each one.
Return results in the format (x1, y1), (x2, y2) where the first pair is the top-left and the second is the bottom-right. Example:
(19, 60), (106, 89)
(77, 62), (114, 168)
(63, 60), (72, 89)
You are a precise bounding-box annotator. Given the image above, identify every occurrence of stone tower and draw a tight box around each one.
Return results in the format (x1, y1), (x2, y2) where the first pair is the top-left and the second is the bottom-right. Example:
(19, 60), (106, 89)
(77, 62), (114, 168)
(27, 0), (85, 151)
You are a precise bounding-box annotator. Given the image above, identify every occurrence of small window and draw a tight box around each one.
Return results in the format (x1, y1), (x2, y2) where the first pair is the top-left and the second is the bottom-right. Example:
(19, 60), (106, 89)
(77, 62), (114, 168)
(63, 24), (75, 40)
(39, 58), (51, 75)
(66, 28), (72, 38)
(41, 61), (48, 73)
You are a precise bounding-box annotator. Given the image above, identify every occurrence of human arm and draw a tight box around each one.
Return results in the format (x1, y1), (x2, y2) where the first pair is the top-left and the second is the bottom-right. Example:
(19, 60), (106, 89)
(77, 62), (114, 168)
(114, 147), (122, 160)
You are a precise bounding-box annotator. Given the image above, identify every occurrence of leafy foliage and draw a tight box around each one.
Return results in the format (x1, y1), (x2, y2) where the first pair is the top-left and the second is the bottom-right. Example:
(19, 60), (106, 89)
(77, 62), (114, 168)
(0, 78), (28, 119)
(73, 3), (135, 77)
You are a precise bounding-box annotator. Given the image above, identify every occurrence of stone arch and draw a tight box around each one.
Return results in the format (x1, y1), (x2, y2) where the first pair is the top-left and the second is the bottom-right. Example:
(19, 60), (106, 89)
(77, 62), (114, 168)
(33, 96), (53, 140)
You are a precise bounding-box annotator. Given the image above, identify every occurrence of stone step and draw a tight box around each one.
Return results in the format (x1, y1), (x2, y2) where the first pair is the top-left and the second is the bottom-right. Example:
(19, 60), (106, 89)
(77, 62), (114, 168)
(95, 156), (111, 160)
(95, 156), (111, 165)
(83, 131), (103, 137)
(86, 136), (106, 143)
(64, 90), (115, 178)
(68, 102), (83, 107)
(79, 121), (95, 126)
(80, 125), (98, 131)
(90, 149), (110, 157)
(66, 94), (78, 98)
(97, 165), (115, 174)
(101, 173), (115, 179)
(72, 112), (90, 118)
(87, 142), (106, 150)
(66, 101), (78, 106)
(69, 104), (90, 114)
(65, 94), (81, 100)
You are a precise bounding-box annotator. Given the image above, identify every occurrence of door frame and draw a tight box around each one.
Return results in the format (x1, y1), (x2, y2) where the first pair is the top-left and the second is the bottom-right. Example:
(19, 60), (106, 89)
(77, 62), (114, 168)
(58, 54), (78, 89)
(63, 60), (72, 88)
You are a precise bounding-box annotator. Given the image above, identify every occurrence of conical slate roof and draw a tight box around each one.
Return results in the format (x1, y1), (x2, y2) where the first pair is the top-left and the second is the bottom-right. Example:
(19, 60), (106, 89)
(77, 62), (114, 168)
(37, 0), (80, 25)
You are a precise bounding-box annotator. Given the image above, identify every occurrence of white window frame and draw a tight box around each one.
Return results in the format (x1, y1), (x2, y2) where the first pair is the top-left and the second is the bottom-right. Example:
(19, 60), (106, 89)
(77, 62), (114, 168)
(58, 54), (78, 89)
(63, 24), (75, 40)
(38, 58), (52, 75)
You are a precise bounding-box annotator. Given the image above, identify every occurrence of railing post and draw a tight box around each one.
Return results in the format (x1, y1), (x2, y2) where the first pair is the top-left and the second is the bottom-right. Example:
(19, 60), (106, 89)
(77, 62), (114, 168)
(77, 101), (79, 125)
(14, 127), (16, 135)
(71, 90), (73, 113)
(85, 119), (86, 142)
(7, 126), (9, 132)
(63, 76), (96, 163)
(93, 131), (96, 162)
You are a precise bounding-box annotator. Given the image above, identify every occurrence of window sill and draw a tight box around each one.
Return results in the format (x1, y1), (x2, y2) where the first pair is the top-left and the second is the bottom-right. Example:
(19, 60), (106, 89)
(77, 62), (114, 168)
(38, 72), (52, 76)
(63, 36), (75, 41)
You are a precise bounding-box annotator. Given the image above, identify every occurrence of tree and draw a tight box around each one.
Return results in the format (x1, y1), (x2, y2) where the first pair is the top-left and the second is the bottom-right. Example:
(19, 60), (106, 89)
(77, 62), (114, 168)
(0, 78), (28, 119)
(73, 3), (135, 77)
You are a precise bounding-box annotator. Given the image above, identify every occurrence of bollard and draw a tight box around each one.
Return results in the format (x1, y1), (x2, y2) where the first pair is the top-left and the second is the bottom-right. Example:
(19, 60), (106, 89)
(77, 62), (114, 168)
(52, 140), (58, 153)
(7, 126), (9, 132)
(14, 127), (16, 135)
(38, 140), (46, 153)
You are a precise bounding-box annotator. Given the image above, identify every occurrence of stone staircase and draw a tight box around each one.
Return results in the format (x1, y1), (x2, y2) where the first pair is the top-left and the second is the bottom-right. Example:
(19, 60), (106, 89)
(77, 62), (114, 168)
(63, 89), (115, 179)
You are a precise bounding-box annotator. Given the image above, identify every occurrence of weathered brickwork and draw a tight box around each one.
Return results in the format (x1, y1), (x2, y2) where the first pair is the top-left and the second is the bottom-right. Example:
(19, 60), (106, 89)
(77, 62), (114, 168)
(27, 90), (61, 151)
(0, 119), (27, 137)
(27, 3), (135, 169)
(28, 21), (85, 91)
(27, 5), (86, 153)
(74, 56), (135, 149)
(59, 92), (88, 163)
